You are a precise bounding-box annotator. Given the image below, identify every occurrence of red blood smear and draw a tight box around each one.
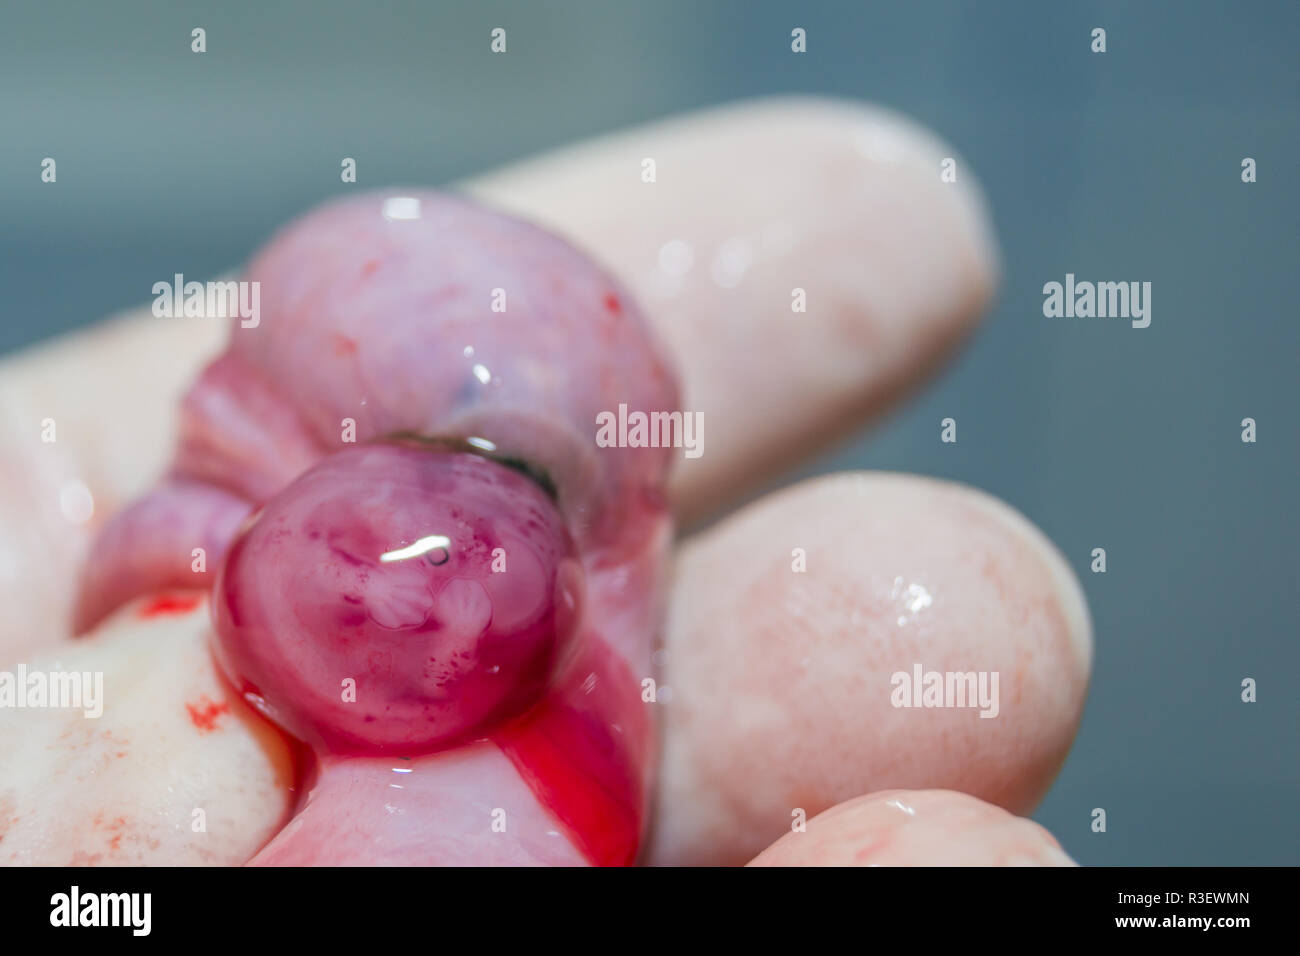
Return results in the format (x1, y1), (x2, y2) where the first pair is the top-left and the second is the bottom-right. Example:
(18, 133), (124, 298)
(603, 292), (622, 315)
(206, 644), (319, 827)
(186, 696), (230, 732)
(138, 593), (203, 618)
(493, 637), (650, 867)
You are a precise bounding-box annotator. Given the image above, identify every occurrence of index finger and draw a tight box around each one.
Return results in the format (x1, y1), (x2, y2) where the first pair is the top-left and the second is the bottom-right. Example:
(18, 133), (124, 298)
(468, 96), (998, 525)
(0, 95), (995, 656)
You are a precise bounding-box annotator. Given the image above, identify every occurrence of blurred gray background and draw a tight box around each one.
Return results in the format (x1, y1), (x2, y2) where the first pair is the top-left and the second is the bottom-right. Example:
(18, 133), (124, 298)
(2, 1), (1296, 865)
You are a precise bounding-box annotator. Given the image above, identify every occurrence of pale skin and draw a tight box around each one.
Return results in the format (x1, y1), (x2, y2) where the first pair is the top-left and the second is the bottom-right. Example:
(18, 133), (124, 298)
(0, 97), (1090, 865)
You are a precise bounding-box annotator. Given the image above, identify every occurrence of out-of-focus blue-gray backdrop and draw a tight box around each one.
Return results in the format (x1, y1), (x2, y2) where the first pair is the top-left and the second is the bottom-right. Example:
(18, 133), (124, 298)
(3, 1), (1297, 865)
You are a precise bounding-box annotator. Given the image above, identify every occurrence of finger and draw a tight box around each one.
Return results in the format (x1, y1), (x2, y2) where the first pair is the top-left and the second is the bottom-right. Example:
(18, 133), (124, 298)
(0, 595), (293, 865)
(4, 96), (996, 548)
(467, 96), (998, 525)
(747, 790), (1076, 866)
(2, 93), (993, 863)
(246, 746), (588, 866)
(1, 95), (994, 658)
(647, 472), (1091, 866)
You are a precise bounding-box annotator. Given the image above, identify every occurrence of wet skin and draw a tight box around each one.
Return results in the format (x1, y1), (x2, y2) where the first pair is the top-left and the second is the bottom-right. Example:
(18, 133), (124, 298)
(0, 99), (1090, 866)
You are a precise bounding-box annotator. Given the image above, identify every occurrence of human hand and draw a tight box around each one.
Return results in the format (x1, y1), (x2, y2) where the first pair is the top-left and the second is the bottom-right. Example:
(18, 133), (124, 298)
(0, 97), (1088, 866)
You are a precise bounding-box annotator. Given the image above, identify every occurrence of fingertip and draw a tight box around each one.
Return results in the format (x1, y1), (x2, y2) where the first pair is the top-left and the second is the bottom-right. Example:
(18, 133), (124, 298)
(747, 789), (1076, 867)
(752, 93), (1001, 316)
(947, 481), (1094, 684)
(650, 471), (1091, 865)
